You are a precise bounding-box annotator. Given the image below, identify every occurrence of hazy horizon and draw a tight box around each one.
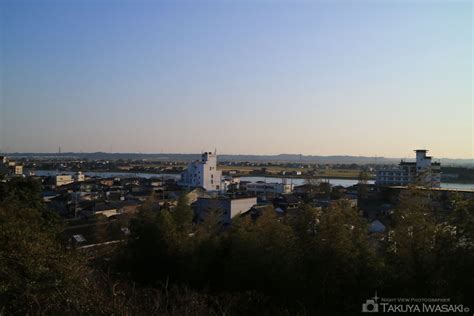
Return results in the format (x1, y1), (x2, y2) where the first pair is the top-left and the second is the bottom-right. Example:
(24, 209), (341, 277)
(3, 150), (474, 161)
(1, 0), (472, 159)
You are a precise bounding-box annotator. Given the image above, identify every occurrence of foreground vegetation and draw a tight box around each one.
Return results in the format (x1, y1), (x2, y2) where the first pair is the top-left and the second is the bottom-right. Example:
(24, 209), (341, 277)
(1, 178), (473, 314)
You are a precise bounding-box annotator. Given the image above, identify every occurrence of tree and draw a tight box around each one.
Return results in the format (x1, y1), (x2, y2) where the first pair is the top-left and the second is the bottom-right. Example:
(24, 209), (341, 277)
(287, 203), (319, 242)
(0, 179), (99, 313)
(431, 196), (474, 302)
(358, 170), (369, 202)
(172, 194), (193, 234)
(303, 177), (321, 201)
(0, 177), (44, 210)
(318, 181), (331, 198)
(224, 206), (298, 297)
(309, 201), (378, 311)
(385, 186), (438, 297)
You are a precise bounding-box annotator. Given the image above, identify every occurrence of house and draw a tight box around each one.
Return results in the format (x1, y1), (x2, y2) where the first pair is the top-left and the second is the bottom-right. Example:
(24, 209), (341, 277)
(246, 181), (293, 195)
(369, 219), (386, 233)
(100, 179), (115, 186)
(222, 175), (240, 191)
(72, 234), (86, 244)
(273, 193), (302, 211)
(195, 196), (257, 224)
(73, 171), (85, 182)
(106, 190), (124, 201)
(84, 201), (140, 218)
(294, 183), (319, 198)
(0, 157), (23, 176)
(184, 187), (213, 204)
(247, 204), (280, 219)
(41, 191), (60, 202)
(56, 174), (74, 187)
(13, 165), (23, 175)
(239, 181), (251, 191)
(126, 191), (151, 202)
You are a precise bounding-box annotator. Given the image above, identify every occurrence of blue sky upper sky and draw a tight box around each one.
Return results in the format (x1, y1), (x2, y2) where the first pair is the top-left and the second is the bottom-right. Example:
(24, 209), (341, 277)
(0, 0), (472, 158)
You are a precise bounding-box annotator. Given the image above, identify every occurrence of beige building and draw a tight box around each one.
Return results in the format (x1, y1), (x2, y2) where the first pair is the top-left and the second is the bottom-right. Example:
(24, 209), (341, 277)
(195, 196), (257, 224)
(246, 181), (293, 195)
(14, 165), (23, 175)
(56, 175), (74, 186)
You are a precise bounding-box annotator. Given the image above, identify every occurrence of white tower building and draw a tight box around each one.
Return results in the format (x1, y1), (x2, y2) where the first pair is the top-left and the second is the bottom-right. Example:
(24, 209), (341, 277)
(376, 149), (441, 187)
(180, 151), (223, 191)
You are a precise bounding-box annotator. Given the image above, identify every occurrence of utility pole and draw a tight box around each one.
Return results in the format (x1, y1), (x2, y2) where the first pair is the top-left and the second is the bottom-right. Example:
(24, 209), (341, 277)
(74, 192), (78, 219)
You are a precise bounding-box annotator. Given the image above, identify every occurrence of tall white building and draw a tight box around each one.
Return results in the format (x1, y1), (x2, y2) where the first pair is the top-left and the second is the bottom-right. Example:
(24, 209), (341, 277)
(180, 151), (223, 191)
(376, 149), (441, 187)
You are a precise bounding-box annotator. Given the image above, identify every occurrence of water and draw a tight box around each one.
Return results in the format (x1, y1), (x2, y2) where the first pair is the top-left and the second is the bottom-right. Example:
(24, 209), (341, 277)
(437, 182), (474, 191)
(33, 170), (180, 180)
(239, 176), (373, 188)
(240, 176), (474, 190)
(33, 170), (474, 190)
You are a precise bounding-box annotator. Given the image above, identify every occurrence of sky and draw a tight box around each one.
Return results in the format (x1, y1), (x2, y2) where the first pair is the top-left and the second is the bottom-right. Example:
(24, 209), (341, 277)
(0, 0), (472, 158)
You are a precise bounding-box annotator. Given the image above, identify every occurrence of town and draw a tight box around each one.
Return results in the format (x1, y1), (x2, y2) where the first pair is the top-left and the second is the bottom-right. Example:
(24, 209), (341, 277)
(1, 149), (472, 248)
(1, 148), (473, 314)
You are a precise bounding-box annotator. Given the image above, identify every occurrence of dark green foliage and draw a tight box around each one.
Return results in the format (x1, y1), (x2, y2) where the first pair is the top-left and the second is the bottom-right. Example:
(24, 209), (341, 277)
(0, 179), (92, 314)
(383, 187), (474, 303)
(122, 201), (380, 313)
(1, 179), (472, 314)
(0, 177), (44, 210)
(437, 198), (474, 303)
(122, 195), (197, 284)
(122, 187), (473, 313)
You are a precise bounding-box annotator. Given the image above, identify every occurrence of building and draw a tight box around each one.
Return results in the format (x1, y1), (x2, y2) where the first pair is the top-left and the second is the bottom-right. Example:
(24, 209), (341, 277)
(245, 180), (293, 195)
(56, 174), (74, 187)
(376, 149), (441, 187)
(14, 165), (23, 175)
(83, 201), (140, 218)
(222, 175), (240, 191)
(183, 187), (213, 204)
(180, 151), (223, 191)
(73, 171), (85, 182)
(0, 156), (23, 176)
(195, 196), (257, 224)
(369, 219), (386, 233)
(273, 193), (302, 211)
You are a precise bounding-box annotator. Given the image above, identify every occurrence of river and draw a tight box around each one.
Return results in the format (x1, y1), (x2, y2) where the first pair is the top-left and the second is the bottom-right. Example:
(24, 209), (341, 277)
(33, 170), (474, 190)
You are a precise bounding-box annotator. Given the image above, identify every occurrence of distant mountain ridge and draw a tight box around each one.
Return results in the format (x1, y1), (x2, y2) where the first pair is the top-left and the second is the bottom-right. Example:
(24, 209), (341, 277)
(3, 152), (473, 166)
